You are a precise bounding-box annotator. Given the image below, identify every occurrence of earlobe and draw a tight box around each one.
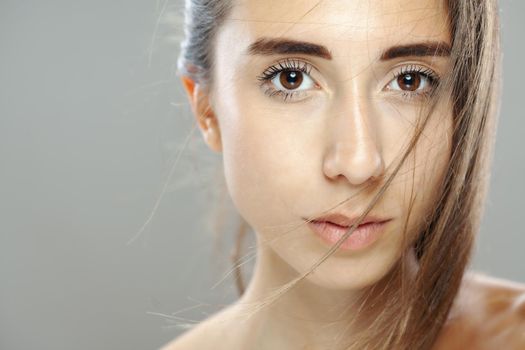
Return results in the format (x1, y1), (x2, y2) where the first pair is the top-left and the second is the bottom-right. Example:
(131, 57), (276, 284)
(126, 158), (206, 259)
(201, 111), (222, 153)
(180, 76), (222, 153)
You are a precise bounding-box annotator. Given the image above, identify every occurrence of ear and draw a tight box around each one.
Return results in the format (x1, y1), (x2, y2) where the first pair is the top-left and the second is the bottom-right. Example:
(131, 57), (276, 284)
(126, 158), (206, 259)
(180, 76), (222, 153)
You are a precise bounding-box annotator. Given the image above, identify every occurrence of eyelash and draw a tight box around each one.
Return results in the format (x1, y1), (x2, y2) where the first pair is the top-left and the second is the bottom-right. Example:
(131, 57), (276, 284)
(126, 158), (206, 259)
(390, 64), (440, 100)
(256, 59), (441, 102)
(256, 58), (316, 102)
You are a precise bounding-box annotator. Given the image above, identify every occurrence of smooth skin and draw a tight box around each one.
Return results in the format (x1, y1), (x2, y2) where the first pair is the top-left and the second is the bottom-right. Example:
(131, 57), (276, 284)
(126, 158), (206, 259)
(166, 0), (525, 348)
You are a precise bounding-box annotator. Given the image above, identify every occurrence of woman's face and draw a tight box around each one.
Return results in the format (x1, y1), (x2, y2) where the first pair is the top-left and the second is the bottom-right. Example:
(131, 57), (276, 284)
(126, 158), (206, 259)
(203, 0), (452, 290)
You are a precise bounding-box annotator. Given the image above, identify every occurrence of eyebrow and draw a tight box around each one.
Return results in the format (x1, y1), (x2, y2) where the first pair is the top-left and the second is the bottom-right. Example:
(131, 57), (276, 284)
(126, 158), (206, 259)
(247, 37), (333, 60)
(380, 42), (451, 60)
(247, 37), (451, 62)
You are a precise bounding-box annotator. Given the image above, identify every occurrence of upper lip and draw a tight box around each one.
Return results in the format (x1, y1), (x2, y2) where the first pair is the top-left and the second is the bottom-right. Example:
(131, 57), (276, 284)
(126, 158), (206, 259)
(307, 213), (391, 228)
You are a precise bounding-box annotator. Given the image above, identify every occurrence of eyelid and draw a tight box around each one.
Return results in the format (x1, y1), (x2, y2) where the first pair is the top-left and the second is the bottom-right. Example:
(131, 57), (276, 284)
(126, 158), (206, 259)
(387, 63), (440, 84)
(257, 57), (320, 82)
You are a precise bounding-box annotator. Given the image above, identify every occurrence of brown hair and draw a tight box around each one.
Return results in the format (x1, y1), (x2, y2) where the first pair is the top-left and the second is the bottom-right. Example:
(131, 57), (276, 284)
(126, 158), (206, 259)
(177, 0), (501, 348)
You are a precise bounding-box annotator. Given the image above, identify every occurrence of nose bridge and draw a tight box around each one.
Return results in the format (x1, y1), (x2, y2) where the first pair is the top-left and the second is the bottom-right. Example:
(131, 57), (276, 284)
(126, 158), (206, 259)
(323, 89), (384, 185)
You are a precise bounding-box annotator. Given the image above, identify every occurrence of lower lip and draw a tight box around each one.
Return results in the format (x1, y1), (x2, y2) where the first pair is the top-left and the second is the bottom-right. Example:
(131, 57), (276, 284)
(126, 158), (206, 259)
(307, 220), (391, 251)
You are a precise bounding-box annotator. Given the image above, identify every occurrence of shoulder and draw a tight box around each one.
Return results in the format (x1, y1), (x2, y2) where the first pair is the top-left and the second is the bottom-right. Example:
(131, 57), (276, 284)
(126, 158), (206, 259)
(464, 272), (525, 322)
(159, 305), (242, 350)
(160, 317), (221, 350)
(437, 272), (525, 349)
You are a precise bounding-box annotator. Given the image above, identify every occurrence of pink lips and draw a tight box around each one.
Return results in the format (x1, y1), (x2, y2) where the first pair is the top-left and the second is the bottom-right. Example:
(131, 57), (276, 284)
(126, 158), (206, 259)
(306, 214), (391, 251)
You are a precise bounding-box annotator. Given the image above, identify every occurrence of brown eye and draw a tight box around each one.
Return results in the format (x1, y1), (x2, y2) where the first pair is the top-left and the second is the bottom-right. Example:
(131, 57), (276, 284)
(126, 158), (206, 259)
(279, 70), (304, 90)
(397, 73), (421, 91)
(385, 67), (437, 97)
(263, 60), (316, 100)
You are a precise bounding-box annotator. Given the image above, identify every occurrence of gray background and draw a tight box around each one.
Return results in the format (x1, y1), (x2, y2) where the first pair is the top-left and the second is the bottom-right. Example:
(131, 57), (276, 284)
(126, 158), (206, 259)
(1, 1), (523, 349)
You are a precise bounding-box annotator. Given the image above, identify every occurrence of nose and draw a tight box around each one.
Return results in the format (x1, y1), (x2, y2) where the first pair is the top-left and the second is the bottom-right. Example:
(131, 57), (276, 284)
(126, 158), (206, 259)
(322, 100), (385, 186)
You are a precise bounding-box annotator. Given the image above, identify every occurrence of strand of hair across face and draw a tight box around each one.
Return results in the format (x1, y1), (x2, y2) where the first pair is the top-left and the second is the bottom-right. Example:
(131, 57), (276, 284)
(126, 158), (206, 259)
(235, 98), (438, 323)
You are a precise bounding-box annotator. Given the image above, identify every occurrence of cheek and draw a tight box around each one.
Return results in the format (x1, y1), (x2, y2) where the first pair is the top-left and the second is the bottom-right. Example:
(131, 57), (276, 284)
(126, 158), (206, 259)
(218, 106), (315, 229)
(416, 108), (452, 199)
(391, 107), (453, 240)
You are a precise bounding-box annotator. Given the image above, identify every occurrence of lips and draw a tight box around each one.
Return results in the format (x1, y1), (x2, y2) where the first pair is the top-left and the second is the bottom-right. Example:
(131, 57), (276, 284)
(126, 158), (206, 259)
(305, 213), (392, 250)
(309, 213), (390, 228)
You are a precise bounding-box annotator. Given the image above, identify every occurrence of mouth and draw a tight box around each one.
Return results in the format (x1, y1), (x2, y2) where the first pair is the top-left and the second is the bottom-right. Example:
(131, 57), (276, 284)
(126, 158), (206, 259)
(305, 213), (392, 251)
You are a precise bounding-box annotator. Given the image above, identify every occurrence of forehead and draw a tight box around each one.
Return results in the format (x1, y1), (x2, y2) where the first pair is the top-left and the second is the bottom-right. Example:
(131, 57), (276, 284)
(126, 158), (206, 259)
(222, 0), (450, 58)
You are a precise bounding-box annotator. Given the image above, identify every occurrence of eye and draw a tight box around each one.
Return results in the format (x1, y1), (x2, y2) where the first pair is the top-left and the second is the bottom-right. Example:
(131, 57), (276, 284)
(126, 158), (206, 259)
(257, 58), (319, 102)
(394, 73), (426, 91)
(385, 65), (439, 97)
(271, 69), (315, 92)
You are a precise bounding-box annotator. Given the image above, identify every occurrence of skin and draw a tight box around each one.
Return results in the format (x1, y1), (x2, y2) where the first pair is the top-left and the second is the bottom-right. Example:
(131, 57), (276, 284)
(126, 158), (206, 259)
(165, 0), (525, 348)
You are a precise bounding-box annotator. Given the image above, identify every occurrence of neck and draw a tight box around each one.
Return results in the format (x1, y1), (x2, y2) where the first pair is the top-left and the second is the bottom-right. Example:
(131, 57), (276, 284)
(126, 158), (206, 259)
(233, 246), (361, 349)
(231, 240), (420, 350)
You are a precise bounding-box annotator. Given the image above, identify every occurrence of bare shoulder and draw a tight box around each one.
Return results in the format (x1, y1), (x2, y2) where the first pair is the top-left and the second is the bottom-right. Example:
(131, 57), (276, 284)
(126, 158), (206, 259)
(159, 321), (211, 350)
(438, 271), (525, 349)
(464, 272), (525, 319)
(159, 305), (240, 350)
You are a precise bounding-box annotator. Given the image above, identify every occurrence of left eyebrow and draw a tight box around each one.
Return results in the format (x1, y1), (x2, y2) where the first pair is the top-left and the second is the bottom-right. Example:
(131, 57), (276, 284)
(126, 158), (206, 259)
(246, 37), (333, 60)
(246, 38), (450, 61)
(380, 42), (451, 60)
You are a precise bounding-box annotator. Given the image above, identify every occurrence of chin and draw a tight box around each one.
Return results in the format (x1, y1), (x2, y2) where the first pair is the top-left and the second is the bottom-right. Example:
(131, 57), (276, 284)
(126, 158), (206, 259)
(269, 235), (403, 292)
(302, 255), (400, 292)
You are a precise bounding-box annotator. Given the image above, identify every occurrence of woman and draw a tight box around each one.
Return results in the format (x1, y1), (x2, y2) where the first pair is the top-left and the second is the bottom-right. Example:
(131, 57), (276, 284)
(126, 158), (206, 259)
(163, 0), (525, 348)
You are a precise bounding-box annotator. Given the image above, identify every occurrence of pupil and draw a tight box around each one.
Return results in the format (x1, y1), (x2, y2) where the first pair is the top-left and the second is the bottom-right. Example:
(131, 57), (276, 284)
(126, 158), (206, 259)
(280, 70), (303, 90)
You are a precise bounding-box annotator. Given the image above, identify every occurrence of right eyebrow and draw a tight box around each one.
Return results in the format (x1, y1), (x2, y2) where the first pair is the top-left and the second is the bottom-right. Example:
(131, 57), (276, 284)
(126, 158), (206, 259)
(246, 37), (333, 60)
